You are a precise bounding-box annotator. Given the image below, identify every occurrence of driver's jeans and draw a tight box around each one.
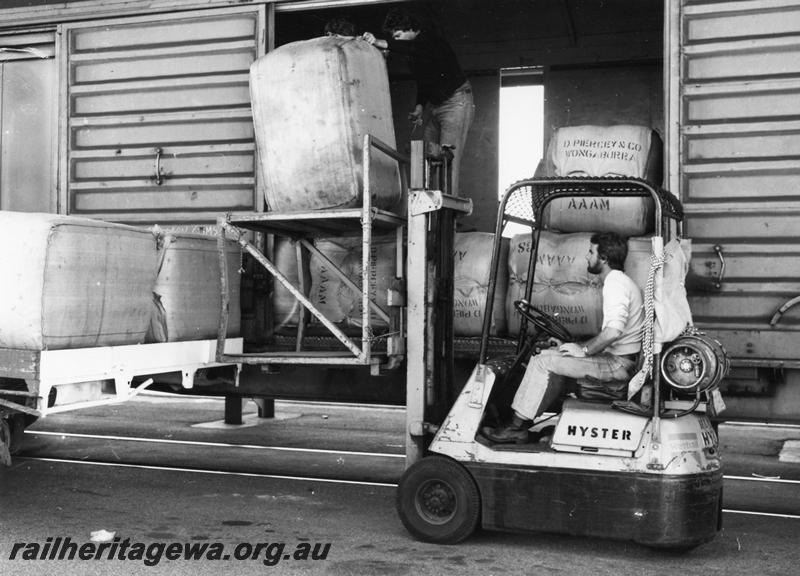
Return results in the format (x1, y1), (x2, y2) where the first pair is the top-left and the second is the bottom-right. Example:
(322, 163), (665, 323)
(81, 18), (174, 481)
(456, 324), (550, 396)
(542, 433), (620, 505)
(511, 349), (637, 421)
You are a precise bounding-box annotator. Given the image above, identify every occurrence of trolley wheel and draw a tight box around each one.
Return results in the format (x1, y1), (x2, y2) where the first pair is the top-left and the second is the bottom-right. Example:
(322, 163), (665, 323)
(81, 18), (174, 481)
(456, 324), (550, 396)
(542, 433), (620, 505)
(9, 415), (31, 455)
(1, 414), (30, 456)
(396, 455), (480, 544)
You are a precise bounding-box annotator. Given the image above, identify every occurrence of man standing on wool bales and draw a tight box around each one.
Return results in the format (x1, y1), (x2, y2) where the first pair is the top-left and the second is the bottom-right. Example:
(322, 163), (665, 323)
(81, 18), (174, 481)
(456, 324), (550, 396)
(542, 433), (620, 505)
(362, 7), (474, 198)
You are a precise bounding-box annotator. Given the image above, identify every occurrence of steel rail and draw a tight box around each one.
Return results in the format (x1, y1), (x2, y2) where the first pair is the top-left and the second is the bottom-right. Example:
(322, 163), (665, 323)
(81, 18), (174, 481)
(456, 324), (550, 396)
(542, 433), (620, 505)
(24, 430), (800, 486)
(25, 430), (404, 459)
(15, 456), (397, 488)
(15, 455), (800, 520)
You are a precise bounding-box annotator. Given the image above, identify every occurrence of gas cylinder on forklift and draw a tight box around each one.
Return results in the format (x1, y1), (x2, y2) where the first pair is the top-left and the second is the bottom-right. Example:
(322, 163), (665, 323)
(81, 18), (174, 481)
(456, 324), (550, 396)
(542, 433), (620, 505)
(397, 177), (729, 550)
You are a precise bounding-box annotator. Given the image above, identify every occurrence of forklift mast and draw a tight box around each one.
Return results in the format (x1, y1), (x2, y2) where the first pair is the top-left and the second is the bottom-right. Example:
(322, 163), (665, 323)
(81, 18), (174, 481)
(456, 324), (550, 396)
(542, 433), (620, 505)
(405, 141), (472, 462)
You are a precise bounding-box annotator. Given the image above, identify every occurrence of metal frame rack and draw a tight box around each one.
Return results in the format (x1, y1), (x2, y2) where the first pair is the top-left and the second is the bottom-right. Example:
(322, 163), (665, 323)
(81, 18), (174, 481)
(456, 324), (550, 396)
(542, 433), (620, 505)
(215, 135), (409, 373)
(213, 135), (472, 466)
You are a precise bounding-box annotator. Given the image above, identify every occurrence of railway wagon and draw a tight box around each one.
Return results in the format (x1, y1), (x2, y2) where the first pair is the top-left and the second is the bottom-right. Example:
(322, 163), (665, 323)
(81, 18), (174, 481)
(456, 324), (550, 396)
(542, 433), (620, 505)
(0, 0), (799, 439)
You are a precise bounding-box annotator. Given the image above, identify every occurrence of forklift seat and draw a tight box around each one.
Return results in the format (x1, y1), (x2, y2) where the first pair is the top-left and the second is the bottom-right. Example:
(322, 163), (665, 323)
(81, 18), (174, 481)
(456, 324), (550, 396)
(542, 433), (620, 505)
(575, 352), (643, 402)
(576, 375), (628, 402)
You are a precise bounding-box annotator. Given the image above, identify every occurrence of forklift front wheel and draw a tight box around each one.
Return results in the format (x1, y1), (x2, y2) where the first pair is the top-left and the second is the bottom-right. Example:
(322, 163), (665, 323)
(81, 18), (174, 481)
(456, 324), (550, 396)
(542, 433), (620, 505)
(396, 455), (480, 544)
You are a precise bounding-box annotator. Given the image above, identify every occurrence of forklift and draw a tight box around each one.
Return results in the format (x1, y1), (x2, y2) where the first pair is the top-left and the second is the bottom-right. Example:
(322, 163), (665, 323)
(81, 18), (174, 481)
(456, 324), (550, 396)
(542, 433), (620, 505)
(396, 177), (729, 549)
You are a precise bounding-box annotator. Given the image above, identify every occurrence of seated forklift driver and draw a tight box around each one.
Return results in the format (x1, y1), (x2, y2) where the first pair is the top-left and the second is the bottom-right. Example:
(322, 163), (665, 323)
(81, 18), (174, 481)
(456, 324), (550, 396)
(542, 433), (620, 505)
(485, 232), (645, 444)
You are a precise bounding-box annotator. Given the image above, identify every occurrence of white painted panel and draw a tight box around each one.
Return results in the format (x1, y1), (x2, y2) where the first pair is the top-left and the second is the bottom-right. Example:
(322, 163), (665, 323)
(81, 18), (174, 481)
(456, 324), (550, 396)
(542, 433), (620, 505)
(686, 43), (800, 81)
(71, 115), (255, 149)
(70, 78), (250, 116)
(686, 4), (800, 42)
(71, 45), (255, 84)
(684, 209), (800, 240)
(0, 58), (55, 212)
(683, 169), (800, 201)
(70, 14), (257, 52)
(686, 130), (800, 160)
(71, 185), (254, 213)
(686, 87), (800, 123)
(73, 151), (254, 180)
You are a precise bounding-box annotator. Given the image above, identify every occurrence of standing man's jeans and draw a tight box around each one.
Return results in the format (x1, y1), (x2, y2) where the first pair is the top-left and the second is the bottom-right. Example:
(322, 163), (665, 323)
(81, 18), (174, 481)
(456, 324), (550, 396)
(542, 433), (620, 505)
(424, 81), (475, 197)
(512, 349), (637, 420)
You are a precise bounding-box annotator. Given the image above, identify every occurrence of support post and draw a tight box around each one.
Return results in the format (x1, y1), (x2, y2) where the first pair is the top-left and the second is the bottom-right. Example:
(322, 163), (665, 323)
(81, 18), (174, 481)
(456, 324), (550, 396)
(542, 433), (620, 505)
(224, 395), (243, 425)
(253, 396), (275, 419)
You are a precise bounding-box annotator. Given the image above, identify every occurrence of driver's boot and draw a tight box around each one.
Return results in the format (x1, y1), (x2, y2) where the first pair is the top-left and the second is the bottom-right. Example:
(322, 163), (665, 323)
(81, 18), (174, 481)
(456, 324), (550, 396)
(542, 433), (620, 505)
(483, 415), (532, 444)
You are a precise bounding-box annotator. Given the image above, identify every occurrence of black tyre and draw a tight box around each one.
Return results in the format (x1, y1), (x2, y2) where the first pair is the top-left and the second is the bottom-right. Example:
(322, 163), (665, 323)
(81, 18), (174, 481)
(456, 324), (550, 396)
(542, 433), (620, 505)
(9, 414), (32, 455)
(396, 455), (480, 544)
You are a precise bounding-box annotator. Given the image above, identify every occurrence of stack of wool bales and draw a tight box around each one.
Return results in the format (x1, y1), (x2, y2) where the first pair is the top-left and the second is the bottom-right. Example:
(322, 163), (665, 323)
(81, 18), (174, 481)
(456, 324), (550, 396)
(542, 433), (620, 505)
(453, 232), (507, 336)
(506, 231), (603, 338)
(147, 232), (242, 342)
(268, 235), (397, 333)
(250, 36), (401, 212)
(503, 234), (684, 340)
(498, 124), (667, 339)
(0, 211), (242, 351)
(0, 211), (160, 350)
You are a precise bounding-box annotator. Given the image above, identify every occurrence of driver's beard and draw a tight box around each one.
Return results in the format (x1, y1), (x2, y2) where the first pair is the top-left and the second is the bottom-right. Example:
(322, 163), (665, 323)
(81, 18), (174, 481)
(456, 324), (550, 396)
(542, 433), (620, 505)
(587, 262), (602, 275)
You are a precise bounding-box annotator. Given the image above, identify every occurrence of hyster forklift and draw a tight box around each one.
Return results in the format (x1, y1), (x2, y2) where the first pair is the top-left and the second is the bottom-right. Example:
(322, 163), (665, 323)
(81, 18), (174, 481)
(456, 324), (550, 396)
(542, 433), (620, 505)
(396, 178), (729, 549)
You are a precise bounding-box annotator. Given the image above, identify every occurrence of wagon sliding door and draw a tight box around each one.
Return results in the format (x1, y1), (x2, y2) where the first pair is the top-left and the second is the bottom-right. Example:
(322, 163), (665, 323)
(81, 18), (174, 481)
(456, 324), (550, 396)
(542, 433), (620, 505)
(0, 31), (56, 213)
(59, 6), (266, 224)
(670, 0), (800, 418)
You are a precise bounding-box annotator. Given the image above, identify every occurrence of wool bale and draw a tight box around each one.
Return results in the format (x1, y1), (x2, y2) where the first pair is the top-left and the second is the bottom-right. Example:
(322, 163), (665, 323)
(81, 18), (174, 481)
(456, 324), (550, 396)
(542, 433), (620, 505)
(309, 236), (396, 330)
(508, 231), (599, 285)
(624, 237), (654, 291)
(543, 196), (655, 237)
(507, 232), (536, 282)
(506, 280), (603, 338)
(343, 236), (397, 329)
(453, 232), (508, 336)
(309, 239), (352, 325)
(547, 125), (660, 181)
(251, 36), (401, 211)
(0, 211), (158, 350)
(148, 233), (241, 342)
(271, 237), (307, 330)
(624, 237), (693, 293)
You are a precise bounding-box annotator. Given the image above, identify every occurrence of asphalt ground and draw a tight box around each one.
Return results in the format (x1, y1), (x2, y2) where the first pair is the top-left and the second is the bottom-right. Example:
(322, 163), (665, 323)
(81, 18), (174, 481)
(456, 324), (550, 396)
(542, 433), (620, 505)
(17, 392), (800, 483)
(3, 394), (800, 576)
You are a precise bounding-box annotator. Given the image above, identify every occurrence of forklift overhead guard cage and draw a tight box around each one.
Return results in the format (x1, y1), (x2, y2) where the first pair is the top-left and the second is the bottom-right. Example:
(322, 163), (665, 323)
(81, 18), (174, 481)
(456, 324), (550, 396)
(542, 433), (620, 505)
(479, 177), (685, 415)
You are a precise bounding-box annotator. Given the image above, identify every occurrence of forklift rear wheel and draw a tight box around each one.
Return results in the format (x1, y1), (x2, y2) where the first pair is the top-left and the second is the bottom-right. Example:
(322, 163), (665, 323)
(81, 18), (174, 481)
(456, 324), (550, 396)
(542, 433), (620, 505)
(396, 455), (480, 544)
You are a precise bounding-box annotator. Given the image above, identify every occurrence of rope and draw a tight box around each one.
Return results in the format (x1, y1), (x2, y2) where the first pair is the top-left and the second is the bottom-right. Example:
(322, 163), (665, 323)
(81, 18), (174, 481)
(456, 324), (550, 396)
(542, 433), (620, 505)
(627, 249), (666, 400)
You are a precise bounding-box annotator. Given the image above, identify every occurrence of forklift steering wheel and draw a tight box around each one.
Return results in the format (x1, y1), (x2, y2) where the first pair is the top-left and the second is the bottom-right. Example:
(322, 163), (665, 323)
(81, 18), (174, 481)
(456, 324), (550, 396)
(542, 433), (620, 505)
(514, 299), (573, 343)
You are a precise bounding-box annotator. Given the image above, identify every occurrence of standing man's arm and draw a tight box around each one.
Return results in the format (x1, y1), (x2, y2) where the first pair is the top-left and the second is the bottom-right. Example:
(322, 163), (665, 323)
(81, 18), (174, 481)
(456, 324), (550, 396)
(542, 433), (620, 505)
(361, 32), (387, 49)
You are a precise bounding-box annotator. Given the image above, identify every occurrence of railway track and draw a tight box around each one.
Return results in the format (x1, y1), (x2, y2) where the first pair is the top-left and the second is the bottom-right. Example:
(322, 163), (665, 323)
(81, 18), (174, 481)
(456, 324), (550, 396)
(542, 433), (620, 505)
(18, 429), (800, 520)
